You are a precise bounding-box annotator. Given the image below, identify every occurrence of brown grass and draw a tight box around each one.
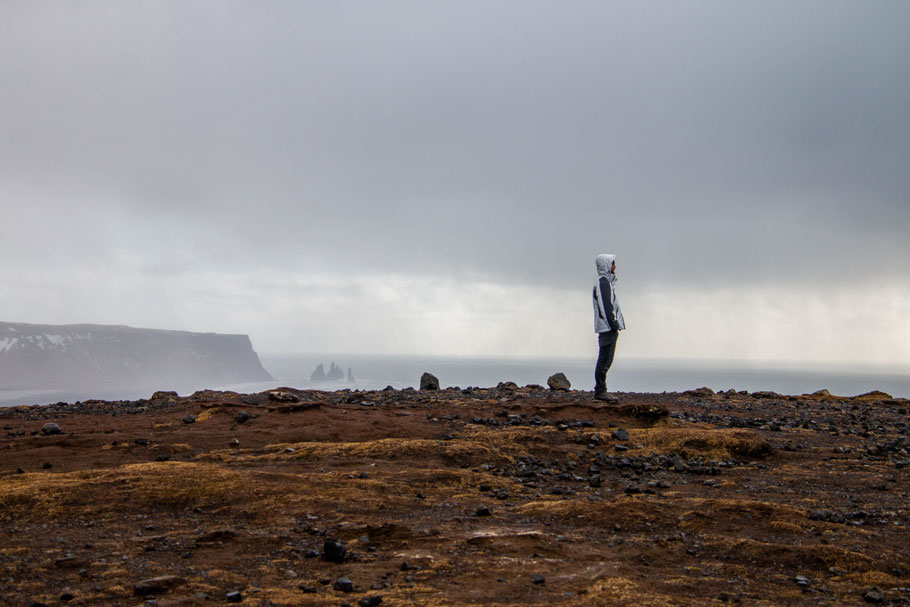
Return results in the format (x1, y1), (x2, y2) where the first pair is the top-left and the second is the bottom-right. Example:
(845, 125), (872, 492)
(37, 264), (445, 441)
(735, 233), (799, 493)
(634, 427), (772, 458)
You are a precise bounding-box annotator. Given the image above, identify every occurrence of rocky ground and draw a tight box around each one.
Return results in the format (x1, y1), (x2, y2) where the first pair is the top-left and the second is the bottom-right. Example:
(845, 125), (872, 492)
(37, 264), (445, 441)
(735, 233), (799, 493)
(1, 381), (908, 606)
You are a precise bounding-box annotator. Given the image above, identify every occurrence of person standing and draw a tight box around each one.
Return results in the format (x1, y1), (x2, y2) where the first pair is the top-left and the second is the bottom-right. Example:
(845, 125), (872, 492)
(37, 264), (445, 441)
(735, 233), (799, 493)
(592, 253), (625, 401)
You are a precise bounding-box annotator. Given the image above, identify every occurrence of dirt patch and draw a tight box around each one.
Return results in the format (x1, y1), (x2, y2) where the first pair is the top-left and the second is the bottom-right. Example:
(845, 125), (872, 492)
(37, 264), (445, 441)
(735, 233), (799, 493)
(0, 387), (907, 606)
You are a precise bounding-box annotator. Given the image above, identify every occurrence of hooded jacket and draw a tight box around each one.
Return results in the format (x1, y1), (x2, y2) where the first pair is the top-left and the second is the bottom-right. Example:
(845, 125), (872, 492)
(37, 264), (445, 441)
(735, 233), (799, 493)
(593, 253), (625, 333)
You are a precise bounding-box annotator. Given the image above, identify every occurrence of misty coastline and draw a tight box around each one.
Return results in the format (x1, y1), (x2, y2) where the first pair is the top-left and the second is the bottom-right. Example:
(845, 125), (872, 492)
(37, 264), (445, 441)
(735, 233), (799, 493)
(3, 354), (908, 408)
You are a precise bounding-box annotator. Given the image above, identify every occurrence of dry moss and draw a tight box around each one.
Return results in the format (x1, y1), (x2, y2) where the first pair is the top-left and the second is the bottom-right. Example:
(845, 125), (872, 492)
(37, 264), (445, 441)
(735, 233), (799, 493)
(568, 576), (700, 606)
(226, 437), (515, 465)
(515, 497), (671, 530)
(635, 427), (772, 458)
(0, 462), (246, 521)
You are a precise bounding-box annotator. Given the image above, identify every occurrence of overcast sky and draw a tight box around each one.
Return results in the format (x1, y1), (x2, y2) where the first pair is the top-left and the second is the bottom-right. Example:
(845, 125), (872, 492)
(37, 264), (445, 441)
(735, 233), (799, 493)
(1, 1), (908, 365)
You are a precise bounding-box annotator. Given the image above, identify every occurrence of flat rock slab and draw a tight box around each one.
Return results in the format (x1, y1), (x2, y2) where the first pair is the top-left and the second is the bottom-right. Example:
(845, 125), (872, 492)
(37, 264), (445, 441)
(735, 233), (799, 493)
(134, 575), (186, 595)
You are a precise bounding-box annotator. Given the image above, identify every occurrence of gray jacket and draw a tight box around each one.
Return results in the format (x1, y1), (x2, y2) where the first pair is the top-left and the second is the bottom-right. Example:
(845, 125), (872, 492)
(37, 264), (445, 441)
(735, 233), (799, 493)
(593, 253), (625, 333)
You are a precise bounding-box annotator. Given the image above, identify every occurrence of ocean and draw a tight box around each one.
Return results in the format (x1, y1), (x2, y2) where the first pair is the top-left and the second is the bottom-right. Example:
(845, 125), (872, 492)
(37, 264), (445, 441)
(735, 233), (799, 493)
(1, 354), (908, 407)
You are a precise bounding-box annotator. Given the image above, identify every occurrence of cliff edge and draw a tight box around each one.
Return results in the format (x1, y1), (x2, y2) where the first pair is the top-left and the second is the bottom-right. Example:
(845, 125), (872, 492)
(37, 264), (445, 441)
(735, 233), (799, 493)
(0, 321), (273, 390)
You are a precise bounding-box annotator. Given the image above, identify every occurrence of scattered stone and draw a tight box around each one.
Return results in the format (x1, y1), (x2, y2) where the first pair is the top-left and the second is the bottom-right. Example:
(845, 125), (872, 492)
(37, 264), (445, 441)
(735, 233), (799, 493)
(497, 381), (519, 391)
(614, 403), (669, 422)
(359, 596), (383, 607)
(150, 391), (179, 401)
(182, 415), (196, 424)
(420, 372), (440, 390)
(229, 438), (240, 448)
(134, 438), (150, 446)
(533, 574), (546, 585)
(59, 590), (75, 602)
(134, 575), (186, 596)
(42, 462), (52, 470)
(752, 391), (782, 399)
(863, 586), (885, 603)
(154, 454), (170, 462)
(475, 506), (492, 517)
(268, 390), (301, 403)
(547, 373), (571, 391)
(323, 539), (347, 563)
(195, 529), (237, 545)
(235, 410), (253, 423)
(611, 428), (629, 441)
(334, 577), (355, 592)
(225, 590), (242, 602)
(41, 422), (63, 436)
(16, 467), (24, 474)
(857, 391), (892, 400)
(299, 585), (317, 593)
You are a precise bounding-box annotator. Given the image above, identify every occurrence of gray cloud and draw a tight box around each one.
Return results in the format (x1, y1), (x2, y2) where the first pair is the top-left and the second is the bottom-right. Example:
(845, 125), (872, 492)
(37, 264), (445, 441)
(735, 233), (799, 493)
(1, 1), (909, 357)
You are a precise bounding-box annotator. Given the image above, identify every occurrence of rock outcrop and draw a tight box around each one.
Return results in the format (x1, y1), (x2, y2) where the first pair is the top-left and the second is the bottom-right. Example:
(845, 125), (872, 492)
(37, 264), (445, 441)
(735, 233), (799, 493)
(310, 362), (347, 382)
(0, 321), (273, 391)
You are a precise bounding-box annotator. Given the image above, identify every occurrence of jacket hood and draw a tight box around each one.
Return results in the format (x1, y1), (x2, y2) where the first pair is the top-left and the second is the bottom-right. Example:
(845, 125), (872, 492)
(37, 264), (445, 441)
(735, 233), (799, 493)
(595, 254), (616, 278)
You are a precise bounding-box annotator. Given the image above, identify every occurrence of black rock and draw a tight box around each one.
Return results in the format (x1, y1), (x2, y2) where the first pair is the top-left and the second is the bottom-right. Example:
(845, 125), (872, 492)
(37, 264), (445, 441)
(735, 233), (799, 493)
(42, 462), (52, 470)
(304, 549), (319, 558)
(59, 591), (75, 602)
(235, 410), (253, 423)
(547, 373), (571, 391)
(863, 587), (885, 603)
(611, 428), (629, 441)
(16, 468), (24, 474)
(533, 574), (546, 585)
(183, 415), (196, 424)
(134, 438), (150, 446)
(334, 577), (355, 592)
(420, 372), (440, 391)
(359, 596), (383, 607)
(323, 539), (347, 563)
(225, 590), (242, 602)
(475, 506), (492, 517)
(299, 585), (317, 593)
(41, 422), (63, 436)
(155, 454), (171, 462)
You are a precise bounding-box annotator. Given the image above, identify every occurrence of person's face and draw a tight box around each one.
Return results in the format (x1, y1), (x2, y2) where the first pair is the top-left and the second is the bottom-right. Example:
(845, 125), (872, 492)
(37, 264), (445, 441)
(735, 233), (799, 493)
(611, 261), (616, 274)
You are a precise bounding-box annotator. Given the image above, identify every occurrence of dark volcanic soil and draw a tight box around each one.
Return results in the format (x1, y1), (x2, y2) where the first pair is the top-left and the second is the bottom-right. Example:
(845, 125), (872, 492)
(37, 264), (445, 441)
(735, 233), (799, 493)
(1, 385), (908, 606)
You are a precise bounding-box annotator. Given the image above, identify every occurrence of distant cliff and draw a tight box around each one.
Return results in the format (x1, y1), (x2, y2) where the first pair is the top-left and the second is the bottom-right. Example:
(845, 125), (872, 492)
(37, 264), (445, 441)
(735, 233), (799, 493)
(0, 322), (273, 391)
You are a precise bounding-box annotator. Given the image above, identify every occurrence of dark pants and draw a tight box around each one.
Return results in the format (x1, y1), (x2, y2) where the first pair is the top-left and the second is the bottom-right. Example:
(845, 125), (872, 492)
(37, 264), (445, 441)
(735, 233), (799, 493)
(594, 331), (618, 395)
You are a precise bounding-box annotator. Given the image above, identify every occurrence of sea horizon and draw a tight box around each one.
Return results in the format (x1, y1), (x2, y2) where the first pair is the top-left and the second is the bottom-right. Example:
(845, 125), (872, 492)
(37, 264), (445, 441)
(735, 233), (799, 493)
(1, 353), (907, 407)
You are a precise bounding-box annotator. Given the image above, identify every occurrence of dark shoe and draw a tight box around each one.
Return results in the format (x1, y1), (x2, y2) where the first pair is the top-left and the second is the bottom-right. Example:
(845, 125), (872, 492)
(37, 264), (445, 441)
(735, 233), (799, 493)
(594, 392), (618, 403)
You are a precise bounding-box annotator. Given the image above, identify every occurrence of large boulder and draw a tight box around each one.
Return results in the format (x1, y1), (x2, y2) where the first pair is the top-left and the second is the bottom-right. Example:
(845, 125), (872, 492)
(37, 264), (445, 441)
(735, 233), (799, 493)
(547, 373), (571, 391)
(420, 372), (439, 391)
